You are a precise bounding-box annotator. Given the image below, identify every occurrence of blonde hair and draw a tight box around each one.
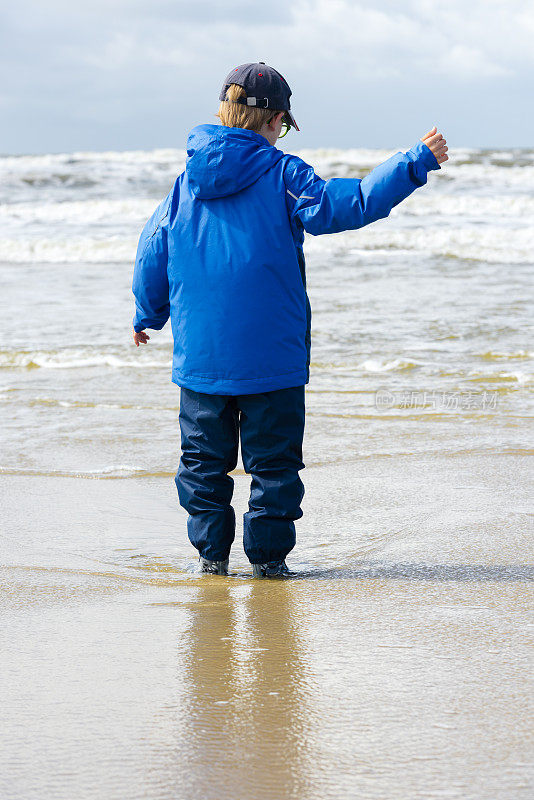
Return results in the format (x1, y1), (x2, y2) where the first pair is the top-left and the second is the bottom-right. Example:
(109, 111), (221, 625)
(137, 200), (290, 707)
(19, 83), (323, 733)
(215, 83), (284, 133)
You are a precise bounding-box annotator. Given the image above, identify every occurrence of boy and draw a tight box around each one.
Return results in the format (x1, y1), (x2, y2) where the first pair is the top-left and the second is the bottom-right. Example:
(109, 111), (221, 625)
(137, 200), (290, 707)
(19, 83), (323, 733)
(131, 61), (448, 578)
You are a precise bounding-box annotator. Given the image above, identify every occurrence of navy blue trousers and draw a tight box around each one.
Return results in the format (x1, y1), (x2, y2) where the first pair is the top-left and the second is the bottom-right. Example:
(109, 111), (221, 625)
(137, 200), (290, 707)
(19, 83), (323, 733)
(175, 384), (306, 564)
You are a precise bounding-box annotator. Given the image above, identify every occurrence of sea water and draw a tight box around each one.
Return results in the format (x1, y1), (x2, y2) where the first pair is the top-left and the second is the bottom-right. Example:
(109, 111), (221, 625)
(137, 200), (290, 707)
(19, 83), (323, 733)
(0, 144), (532, 478)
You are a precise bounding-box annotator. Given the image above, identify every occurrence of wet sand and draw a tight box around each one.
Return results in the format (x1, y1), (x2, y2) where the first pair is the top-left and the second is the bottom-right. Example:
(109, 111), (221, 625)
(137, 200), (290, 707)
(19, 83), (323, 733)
(1, 453), (533, 799)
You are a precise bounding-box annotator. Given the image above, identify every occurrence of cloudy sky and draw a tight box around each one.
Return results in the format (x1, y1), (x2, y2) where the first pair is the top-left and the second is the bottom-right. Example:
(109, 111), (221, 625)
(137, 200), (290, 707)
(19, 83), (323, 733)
(2, 0), (532, 154)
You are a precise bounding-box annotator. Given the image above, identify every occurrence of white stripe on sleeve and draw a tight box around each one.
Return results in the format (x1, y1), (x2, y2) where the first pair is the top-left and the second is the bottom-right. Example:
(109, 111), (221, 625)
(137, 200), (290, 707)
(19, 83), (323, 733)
(286, 190), (315, 201)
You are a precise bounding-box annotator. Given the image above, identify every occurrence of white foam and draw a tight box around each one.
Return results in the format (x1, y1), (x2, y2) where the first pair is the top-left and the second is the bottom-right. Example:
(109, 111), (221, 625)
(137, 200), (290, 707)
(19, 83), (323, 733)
(356, 357), (421, 373)
(304, 224), (534, 265)
(398, 193), (534, 217)
(311, 357), (422, 373)
(0, 236), (137, 264)
(0, 464), (151, 478)
(0, 147), (186, 170)
(0, 198), (158, 226)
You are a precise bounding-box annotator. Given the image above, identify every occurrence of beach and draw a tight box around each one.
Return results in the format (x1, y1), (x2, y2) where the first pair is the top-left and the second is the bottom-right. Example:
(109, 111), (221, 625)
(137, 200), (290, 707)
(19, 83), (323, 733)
(1, 144), (533, 798)
(2, 452), (533, 799)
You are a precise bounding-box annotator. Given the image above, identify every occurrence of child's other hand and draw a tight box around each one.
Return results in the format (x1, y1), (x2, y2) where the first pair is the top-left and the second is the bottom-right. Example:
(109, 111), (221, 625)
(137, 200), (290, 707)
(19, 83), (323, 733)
(421, 126), (448, 164)
(133, 326), (150, 346)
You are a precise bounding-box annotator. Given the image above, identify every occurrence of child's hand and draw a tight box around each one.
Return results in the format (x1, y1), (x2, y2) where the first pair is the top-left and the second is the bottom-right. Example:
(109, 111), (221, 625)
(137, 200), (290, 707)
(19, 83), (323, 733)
(133, 326), (150, 346)
(421, 126), (448, 164)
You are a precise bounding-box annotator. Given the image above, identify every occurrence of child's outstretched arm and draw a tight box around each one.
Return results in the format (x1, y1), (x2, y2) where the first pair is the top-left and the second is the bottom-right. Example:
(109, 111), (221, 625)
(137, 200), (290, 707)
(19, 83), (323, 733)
(284, 126), (448, 236)
(131, 190), (173, 346)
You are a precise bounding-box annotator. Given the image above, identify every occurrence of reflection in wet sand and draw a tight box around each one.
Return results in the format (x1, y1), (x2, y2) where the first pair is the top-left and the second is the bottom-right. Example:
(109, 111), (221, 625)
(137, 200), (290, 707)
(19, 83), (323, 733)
(175, 580), (315, 800)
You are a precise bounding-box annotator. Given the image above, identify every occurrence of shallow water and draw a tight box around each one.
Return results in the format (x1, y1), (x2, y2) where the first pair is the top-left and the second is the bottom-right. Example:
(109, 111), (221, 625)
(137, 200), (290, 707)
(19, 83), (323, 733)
(1, 144), (533, 798)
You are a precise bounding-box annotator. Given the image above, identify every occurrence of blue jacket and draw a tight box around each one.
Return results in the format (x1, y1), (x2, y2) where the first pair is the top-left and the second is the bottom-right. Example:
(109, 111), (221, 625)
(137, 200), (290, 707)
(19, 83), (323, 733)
(132, 124), (440, 395)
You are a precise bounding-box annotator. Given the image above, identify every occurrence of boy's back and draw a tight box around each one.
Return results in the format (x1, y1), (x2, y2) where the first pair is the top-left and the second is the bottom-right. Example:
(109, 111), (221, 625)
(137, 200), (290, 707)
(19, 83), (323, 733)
(162, 124), (309, 394)
(132, 61), (448, 576)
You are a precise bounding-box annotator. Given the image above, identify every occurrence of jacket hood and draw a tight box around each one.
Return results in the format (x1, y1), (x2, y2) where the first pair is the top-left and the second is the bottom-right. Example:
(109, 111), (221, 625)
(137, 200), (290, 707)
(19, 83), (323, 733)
(186, 124), (285, 200)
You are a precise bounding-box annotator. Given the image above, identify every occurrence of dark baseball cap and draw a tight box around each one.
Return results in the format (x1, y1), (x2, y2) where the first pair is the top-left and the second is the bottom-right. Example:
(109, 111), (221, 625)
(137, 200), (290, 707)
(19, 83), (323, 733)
(219, 61), (300, 131)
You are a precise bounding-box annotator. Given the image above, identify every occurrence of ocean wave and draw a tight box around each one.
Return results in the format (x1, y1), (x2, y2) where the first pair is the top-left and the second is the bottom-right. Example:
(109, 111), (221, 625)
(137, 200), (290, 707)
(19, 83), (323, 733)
(292, 146), (534, 175)
(305, 224), (534, 264)
(0, 349), (171, 369)
(1, 192), (532, 234)
(0, 148), (186, 170)
(0, 198), (158, 227)
(27, 397), (158, 410)
(0, 465), (174, 479)
(398, 193), (534, 217)
(1, 147), (532, 207)
(0, 148), (186, 204)
(432, 163), (534, 191)
(356, 357), (422, 372)
(0, 236), (137, 263)
(310, 357), (422, 373)
(1, 219), (532, 265)
(0, 350), (422, 375)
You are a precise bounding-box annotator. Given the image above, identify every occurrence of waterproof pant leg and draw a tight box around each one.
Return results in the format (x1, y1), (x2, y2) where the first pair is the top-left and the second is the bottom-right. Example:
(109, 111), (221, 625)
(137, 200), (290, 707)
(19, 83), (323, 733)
(176, 388), (239, 561)
(238, 385), (306, 565)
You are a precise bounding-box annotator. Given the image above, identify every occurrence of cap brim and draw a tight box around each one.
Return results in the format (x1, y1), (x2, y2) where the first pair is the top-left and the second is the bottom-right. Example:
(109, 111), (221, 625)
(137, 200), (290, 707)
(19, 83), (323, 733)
(284, 110), (300, 131)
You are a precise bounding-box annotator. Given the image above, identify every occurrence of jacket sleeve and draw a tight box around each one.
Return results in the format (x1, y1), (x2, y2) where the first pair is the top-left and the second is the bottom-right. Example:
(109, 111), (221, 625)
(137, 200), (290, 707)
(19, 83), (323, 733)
(132, 193), (172, 333)
(284, 140), (440, 236)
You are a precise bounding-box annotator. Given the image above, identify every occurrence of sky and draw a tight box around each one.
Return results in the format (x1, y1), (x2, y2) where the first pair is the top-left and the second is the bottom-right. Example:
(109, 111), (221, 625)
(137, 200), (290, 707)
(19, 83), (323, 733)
(1, 0), (533, 154)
